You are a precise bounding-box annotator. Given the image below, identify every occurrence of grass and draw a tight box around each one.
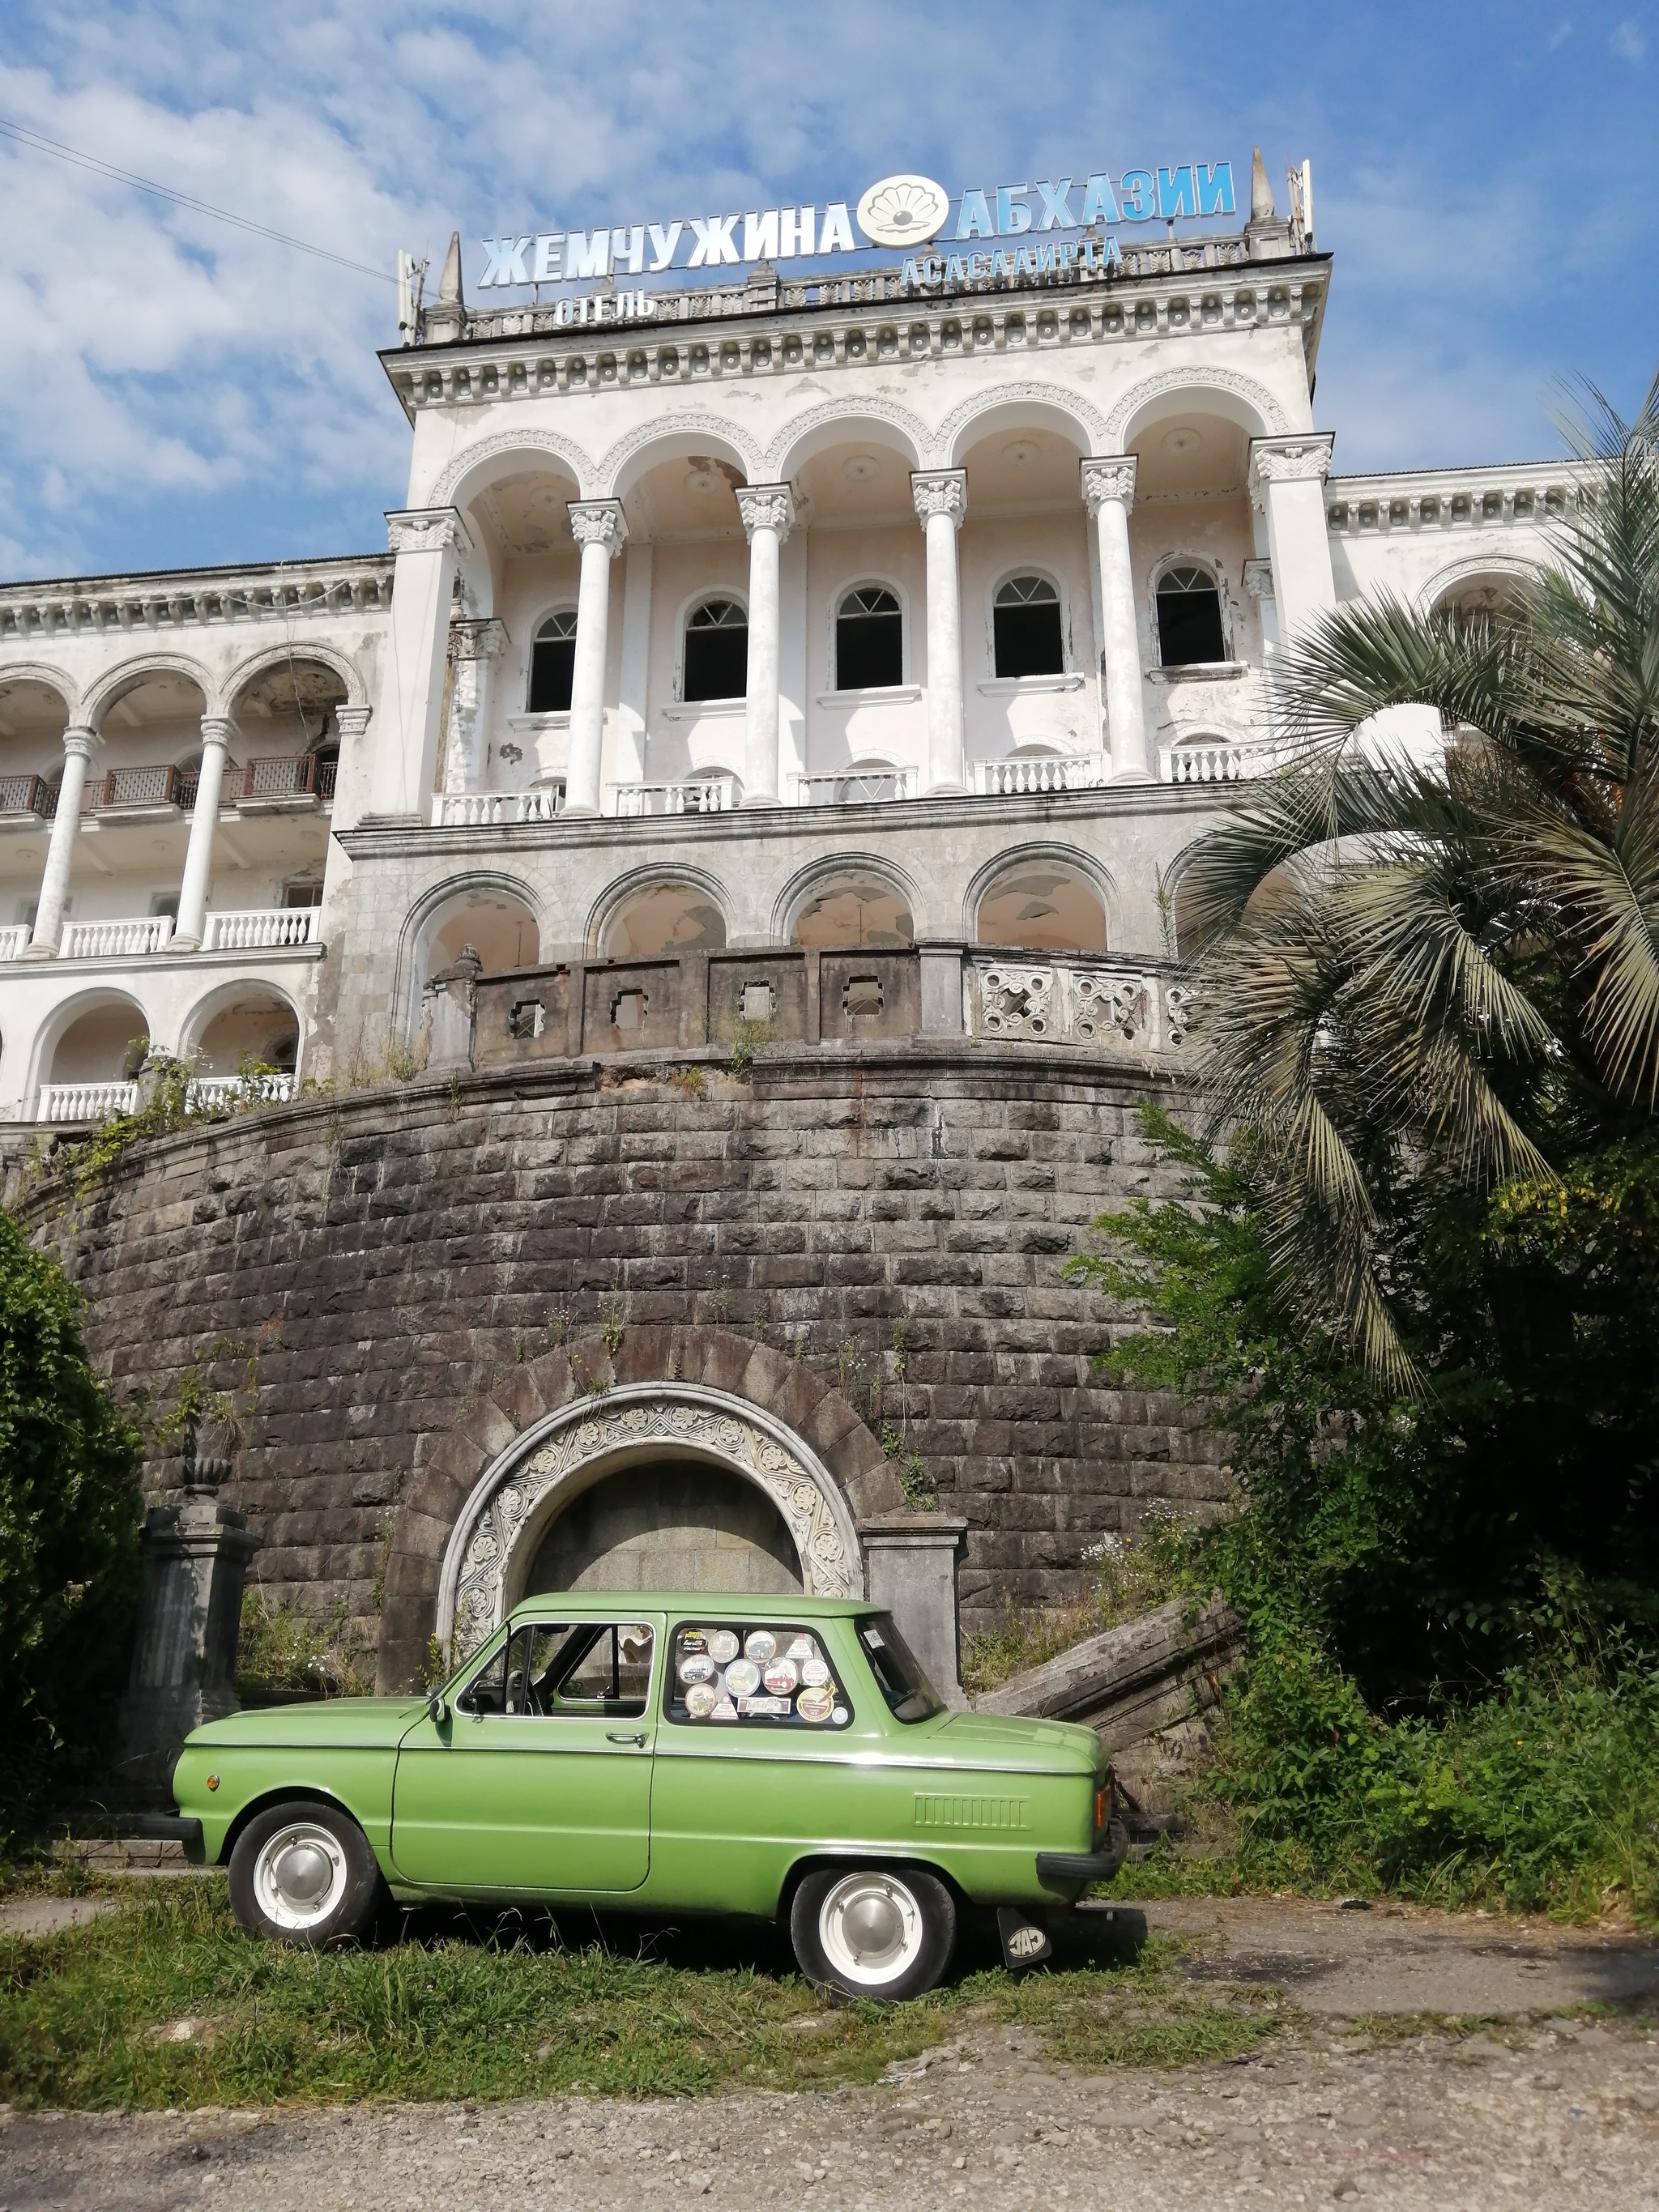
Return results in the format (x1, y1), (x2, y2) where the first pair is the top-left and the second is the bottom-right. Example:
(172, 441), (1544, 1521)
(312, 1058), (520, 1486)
(961, 1514), (1195, 1695)
(0, 1882), (1286, 2112)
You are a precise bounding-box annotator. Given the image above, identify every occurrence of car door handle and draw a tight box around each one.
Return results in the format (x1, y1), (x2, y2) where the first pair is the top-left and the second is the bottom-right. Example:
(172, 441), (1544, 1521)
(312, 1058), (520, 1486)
(607, 1730), (648, 1746)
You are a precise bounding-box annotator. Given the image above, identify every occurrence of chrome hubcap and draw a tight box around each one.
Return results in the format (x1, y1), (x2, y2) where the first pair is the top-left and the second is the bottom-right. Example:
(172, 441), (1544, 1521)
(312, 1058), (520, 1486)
(254, 1822), (348, 1932)
(817, 1871), (923, 1988)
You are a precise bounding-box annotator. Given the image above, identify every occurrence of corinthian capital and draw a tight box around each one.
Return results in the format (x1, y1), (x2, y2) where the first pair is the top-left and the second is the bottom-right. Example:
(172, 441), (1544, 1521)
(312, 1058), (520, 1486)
(62, 723), (97, 761)
(1247, 433), (1336, 497)
(735, 483), (795, 543)
(568, 499), (629, 554)
(1080, 454), (1138, 515)
(911, 469), (968, 526)
(449, 616), (510, 661)
(386, 505), (474, 556)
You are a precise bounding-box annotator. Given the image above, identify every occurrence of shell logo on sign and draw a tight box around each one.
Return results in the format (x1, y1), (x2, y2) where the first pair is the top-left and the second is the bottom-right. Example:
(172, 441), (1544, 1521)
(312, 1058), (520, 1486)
(855, 174), (951, 248)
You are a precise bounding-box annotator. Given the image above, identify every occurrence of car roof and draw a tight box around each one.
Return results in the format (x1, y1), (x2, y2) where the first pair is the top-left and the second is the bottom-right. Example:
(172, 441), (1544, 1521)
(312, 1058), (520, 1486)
(505, 1592), (881, 1622)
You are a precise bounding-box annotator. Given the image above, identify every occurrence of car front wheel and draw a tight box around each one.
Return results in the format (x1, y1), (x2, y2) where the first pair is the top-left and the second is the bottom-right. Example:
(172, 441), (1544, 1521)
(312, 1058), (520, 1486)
(228, 1802), (384, 1947)
(790, 1865), (956, 2001)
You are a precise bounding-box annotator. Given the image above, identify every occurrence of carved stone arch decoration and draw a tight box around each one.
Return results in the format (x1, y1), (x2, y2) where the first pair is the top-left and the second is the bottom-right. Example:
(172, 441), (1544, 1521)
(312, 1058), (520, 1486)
(376, 1328), (905, 1692)
(765, 395), (932, 480)
(0, 661), (80, 721)
(596, 411), (766, 500)
(934, 380), (1111, 470)
(223, 637), (368, 713)
(1103, 365), (1290, 450)
(1417, 552), (1538, 617)
(428, 428), (597, 509)
(81, 650), (220, 728)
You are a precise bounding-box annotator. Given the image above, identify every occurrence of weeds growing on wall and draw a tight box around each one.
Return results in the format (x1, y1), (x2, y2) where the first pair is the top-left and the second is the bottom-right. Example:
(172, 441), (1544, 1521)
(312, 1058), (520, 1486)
(235, 1591), (370, 1700)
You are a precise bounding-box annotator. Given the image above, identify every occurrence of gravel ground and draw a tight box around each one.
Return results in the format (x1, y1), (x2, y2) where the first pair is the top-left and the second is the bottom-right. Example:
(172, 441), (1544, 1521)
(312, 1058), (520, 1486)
(3, 1898), (1656, 2211)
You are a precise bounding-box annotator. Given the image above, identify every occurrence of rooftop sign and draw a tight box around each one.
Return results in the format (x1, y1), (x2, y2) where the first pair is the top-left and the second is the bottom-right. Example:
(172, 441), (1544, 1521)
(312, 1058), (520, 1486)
(476, 161), (1237, 292)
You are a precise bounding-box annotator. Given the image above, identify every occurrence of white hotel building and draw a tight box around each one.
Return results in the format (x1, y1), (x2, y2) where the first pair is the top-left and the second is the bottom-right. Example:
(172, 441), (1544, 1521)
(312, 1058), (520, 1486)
(0, 158), (1575, 1127)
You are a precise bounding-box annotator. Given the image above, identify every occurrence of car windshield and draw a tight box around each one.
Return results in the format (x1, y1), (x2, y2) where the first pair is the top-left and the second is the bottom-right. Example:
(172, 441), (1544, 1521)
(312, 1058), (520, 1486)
(856, 1613), (945, 1722)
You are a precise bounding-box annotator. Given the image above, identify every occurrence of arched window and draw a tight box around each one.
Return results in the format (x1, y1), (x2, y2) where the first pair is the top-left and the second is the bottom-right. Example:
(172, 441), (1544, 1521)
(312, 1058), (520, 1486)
(1155, 565), (1226, 667)
(836, 586), (902, 689)
(993, 575), (1064, 678)
(529, 611), (578, 713)
(684, 599), (748, 702)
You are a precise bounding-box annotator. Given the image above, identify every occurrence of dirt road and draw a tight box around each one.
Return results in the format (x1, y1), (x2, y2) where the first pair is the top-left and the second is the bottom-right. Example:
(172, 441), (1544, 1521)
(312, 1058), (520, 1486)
(3, 1897), (1656, 2210)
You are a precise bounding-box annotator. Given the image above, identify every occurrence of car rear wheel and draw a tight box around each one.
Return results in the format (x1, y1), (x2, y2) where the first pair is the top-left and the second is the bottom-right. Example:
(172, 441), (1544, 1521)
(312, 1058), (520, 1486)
(790, 1865), (956, 2001)
(229, 1802), (384, 1947)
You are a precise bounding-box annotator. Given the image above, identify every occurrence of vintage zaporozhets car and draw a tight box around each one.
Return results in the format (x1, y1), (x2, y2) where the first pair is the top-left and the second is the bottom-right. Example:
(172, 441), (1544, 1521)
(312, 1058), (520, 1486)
(162, 1593), (1128, 1997)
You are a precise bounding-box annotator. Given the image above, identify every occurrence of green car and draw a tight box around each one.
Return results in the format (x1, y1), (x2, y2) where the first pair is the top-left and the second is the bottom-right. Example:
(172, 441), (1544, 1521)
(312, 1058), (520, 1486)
(162, 1594), (1127, 1999)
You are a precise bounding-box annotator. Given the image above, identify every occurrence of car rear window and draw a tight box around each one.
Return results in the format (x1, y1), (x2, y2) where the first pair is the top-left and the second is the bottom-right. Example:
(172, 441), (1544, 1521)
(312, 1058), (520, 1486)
(856, 1613), (945, 1722)
(664, 1622), (853, 1730)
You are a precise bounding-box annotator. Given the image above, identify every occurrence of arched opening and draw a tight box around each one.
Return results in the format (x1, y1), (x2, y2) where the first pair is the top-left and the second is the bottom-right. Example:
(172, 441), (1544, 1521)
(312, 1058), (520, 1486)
(976, 858), (1107, 954)
(835, 586), (903, 689)
(525, 1461), (803, 1599)
(1156, 564), (1227, 667)
(528, 611), (578, 712)
(424, 888), (541, 982)
(1432, 571), (1531, 624)
(684, 598), (748, 702)
(48, 997), (150, 1086)
(993, 576), (1064, 678)
(791, 869), (914, 948)
(601, 880), (727, 958)
(229, 658), (348, 801)
(191, 988), (301, 1076)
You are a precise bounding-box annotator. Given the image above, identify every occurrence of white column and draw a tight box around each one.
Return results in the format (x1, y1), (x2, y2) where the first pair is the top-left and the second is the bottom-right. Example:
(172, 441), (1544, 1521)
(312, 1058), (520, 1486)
(326, 703), (373, 834)
(735, 484), (794, 807)
(170, 714), (232, 952)
(24, 724), (96, 957)
(565, 500), (628, 816)
(778, 528), (808, 795)
(369, 507), (472, 820)
(1247, 435), (1337, 641)
(615, 543), (655, 788)
(442, 619), (507, 794)
(911, 470), (968, 795)
(1081, 456), (1151, 782)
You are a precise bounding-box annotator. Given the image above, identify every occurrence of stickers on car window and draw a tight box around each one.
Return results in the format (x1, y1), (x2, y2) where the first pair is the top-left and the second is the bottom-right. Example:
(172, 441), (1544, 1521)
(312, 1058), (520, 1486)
(667, 1624), (853, 1728)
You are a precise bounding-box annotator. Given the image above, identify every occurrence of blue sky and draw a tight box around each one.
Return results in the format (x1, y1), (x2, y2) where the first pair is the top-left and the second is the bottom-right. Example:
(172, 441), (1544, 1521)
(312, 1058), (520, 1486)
(1, 1), (1655, 581)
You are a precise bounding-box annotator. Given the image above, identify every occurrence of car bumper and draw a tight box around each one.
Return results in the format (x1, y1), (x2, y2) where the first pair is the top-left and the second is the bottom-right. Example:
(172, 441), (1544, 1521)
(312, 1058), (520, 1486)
(134, 1813), (203, 1848)
(1035, 1818), (1128, 1899)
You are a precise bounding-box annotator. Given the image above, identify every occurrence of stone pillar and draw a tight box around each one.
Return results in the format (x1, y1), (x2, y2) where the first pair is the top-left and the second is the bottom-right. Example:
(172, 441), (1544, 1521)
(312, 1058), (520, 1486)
(860, 1514), (970, 1708)
(565, 500), (629, 816)
(911, 471), (969, 795)
(1247, 434), (1337, 641)
(25, 724), (96, 957)
(118, 1426), (259, 1785)
(1081, 457), (1151, 782)
(369, 508), (472, 821)
(443, 619), (508, 794)
(168, 715), (232, 952)
(326, 702), (373, 834)
(917, 940), (966, 1036)
(735, 483), (794, 807)
(1243, 556), (1279, 659)
(420, 944), (481, 1072)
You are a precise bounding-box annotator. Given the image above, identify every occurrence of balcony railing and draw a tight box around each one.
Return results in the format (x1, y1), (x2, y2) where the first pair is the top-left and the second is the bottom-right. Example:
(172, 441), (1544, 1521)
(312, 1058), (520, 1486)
(610, 777), (739, 816)
(37, 1071), (296, 1123)
(972, 752), (1109, 797)
(186, 1072), (296, 1110)
(433, 786), (565, 828)
(203, 906), (322, 951)
(60, 915), (174, 958)
(241, 753), (336, 803)
(37, 1080), (138, 1123)
(0, 774), (55, 819)
(970, 956), (1192, 1052)
(790, 769), (919, 804)
(0, 924), (29, 961)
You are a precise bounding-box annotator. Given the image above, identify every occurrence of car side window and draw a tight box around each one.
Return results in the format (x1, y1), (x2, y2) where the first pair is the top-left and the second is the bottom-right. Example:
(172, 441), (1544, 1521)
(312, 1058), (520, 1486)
(665, 1622), (853, 1729)
(455, 1639), (510, 1715)
(458, 1622), (655, 1718)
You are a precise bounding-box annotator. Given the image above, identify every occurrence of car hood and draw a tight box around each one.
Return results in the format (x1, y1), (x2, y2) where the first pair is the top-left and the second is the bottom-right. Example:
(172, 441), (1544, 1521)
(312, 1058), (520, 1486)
(185, 1697), (429, 1751)
(932, 1709), (1102, 1771)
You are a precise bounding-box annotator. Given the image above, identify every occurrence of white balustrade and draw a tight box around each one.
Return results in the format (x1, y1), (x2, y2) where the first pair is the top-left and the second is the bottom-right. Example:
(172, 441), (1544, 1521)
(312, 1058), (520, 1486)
(186, 1072), (296, 1111)
(60, 915), (174, 959)
(38, 1080), (139, 1123)
(203, 907), (322, 951)
(791, 769), (919, 805)
(432, 787), (566, 828)
(608, 778), (738, 817)
(1158, 739), (1297, 784)
(971, 752), (1109, 797)
(0, 924), (28, 962)
(972, 957), (1192, 1053)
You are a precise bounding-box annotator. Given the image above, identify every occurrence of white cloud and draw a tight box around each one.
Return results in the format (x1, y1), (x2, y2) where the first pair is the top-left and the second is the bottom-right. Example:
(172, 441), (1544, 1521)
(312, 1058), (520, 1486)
(1610, 17), (1646, 58)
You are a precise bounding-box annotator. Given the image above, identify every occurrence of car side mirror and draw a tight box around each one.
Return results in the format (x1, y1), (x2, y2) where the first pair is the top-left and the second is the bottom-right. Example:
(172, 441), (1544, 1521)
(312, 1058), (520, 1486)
(427, 1691), (449, 1725)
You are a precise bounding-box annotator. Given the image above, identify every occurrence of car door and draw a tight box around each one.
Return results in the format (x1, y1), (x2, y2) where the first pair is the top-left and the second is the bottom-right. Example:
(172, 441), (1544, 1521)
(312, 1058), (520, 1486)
(391, 1615), (662, 1893)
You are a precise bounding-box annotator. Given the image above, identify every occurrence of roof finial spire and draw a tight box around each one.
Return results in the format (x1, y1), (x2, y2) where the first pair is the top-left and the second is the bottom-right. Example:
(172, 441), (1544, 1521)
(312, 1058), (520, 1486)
(1250, 147), (1276, 222)
(438, 229), (464, 308)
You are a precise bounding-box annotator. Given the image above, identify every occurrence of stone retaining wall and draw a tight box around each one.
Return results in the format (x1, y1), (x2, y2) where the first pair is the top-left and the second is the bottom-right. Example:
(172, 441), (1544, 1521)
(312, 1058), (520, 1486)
(19, 1040), (1226, 1674)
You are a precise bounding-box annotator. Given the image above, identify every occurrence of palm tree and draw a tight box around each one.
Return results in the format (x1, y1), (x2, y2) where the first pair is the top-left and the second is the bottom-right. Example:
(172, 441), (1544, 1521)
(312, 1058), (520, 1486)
(1177, 370), (1659, 1388)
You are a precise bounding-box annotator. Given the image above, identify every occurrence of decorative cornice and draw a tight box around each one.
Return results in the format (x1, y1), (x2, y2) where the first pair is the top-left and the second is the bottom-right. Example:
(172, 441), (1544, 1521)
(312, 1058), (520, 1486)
(568, 499), (629, 553)
(911, 470), (968, 526)
(1080, 455), (1137, 514)
(735, 483), (795, 542)
(386, 506), (474, 557)
(449, 617), (510, 661)
(0, 556), (394, 649)
(1247, 433), (1336, 499)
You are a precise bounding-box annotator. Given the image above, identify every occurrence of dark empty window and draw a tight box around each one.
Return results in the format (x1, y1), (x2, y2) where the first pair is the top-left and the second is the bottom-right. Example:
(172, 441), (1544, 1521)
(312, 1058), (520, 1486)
(684, 599), (748, 701)
(529, 611), (578, 712)
(1155, 565), (1226, 667)
(993, 575), (1064, 678)
(836, 586), (902, 689)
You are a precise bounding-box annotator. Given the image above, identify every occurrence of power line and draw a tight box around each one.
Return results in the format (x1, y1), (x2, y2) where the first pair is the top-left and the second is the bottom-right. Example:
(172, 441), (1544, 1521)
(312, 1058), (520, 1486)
(0, 115), (399, 283)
